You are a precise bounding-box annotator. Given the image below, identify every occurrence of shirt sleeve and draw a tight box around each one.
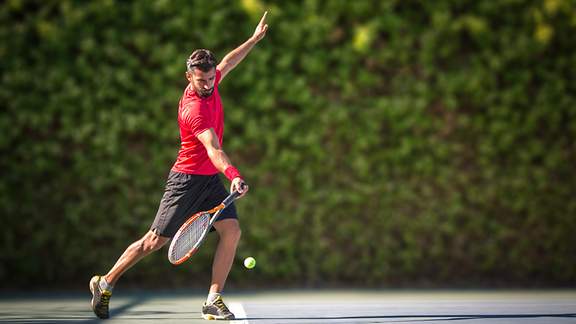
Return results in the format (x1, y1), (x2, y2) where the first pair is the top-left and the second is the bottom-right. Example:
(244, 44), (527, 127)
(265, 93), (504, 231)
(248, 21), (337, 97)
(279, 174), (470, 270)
(181, 103), (210, 137)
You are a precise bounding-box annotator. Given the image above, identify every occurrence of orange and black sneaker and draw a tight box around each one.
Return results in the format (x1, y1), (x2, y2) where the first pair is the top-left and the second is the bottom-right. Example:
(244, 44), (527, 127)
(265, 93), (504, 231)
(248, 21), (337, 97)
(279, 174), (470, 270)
(201, 295), (235, 320)
(89, 275), (112, 319)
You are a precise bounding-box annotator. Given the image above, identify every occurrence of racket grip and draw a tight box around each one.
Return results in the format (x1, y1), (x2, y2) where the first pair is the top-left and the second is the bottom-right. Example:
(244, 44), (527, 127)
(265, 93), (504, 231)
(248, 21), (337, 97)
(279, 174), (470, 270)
(223, 191), (241, 206)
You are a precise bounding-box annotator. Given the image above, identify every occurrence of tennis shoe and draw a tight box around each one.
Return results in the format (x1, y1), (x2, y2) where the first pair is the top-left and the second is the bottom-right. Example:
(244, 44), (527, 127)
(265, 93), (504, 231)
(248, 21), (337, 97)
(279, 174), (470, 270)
(89, 275), (112, 319)
(201, 295), (235, 320)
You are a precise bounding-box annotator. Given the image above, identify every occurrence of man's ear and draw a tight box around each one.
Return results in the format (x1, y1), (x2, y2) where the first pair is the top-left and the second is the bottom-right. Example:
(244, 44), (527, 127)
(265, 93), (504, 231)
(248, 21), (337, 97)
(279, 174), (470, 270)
(185, 71), (193, 82)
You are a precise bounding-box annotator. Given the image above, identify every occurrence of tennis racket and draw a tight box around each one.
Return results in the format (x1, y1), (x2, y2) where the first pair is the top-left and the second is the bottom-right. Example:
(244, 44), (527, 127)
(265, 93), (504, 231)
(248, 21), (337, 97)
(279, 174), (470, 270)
(168, 190), (241, 265)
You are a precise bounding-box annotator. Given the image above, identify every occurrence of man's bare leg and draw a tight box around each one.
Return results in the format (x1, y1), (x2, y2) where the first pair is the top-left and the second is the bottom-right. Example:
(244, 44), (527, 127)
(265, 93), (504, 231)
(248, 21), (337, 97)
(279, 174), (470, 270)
(209, 219), (242, 293)
(90, 230), (169, 319)
(201, 219), (241, 320)
(104, 230), (170, 285)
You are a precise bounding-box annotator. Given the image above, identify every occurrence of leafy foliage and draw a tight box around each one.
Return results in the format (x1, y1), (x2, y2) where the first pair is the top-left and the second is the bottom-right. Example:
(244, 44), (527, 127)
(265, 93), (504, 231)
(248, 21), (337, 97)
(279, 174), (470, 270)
(1, 0), (575, 288)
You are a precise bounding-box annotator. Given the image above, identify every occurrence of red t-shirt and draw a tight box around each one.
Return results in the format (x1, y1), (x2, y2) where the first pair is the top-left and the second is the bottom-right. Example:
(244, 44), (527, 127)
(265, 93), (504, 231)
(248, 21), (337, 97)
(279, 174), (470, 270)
(171, 69), (223, 175)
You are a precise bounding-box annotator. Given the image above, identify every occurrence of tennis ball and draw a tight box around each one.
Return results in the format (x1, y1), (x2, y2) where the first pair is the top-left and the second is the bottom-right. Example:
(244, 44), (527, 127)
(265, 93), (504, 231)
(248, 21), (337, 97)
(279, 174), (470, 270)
(243, 257), (256, 269)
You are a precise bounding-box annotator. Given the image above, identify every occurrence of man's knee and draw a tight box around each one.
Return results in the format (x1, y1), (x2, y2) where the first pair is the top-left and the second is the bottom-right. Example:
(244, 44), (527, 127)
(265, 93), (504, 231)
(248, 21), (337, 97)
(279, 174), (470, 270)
(141, 230), (168, 252)
(230, 226), (242, 241)
(216, 220), (241, 241)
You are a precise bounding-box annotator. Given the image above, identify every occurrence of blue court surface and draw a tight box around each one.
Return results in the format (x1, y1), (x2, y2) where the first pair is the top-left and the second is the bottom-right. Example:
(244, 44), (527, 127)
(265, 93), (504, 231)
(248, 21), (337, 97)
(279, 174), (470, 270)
(1, 290), (574, 323)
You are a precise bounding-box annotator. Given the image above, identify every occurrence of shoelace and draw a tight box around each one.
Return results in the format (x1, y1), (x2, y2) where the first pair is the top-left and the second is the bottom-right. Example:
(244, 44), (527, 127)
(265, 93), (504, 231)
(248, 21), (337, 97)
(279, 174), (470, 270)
(214, 299), (230, 313)
(101, 293), (111, 307)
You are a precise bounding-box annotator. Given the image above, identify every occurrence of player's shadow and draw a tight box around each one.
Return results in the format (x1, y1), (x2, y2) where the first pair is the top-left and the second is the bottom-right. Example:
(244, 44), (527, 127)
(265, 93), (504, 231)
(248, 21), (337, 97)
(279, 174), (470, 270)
(82, 295), (200, 322)
(75, 296), (154, 323)
(0, 295), (197, 324)
(240, 313), (576, 322)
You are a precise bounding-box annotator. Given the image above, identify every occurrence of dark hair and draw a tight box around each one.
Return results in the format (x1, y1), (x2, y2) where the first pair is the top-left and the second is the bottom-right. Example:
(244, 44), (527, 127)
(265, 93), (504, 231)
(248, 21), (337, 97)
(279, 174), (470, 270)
(186, 49), (217, 72)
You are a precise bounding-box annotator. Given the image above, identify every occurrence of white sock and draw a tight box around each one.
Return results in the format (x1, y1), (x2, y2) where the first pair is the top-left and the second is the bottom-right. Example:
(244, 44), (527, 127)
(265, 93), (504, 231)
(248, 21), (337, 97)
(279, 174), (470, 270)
(206, 292), (220, 304)
(99, 277), (113, 292)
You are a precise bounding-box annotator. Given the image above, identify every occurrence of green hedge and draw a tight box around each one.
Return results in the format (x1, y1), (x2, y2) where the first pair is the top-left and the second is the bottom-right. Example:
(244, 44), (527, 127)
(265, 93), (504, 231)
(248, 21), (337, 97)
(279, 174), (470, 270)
(1, 0), (575, 289)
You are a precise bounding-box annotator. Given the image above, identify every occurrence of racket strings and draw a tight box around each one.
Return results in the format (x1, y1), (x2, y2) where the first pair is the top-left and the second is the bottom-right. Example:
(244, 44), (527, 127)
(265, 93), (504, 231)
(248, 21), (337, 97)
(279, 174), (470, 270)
(170, 213), (210, 262)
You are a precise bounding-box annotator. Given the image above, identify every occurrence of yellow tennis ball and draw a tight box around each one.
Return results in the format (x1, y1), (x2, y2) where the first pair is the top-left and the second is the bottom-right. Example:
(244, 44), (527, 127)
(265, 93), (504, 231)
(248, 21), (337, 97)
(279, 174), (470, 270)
(243, 257), (256, 269)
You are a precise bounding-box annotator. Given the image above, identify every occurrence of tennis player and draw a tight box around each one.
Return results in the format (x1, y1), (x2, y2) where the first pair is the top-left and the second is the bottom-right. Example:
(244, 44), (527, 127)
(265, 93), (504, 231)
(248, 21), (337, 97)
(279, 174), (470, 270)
(89, 12), (268, 320)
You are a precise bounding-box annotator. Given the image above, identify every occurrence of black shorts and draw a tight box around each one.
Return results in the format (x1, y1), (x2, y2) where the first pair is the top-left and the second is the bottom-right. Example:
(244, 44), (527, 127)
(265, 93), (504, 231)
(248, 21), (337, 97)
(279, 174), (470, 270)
(150, 171), (238, 238)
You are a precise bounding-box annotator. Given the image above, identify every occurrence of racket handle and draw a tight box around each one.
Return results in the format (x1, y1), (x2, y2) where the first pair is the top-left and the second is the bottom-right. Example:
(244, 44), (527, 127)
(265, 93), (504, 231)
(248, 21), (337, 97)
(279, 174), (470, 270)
(223, 190), (241, 206)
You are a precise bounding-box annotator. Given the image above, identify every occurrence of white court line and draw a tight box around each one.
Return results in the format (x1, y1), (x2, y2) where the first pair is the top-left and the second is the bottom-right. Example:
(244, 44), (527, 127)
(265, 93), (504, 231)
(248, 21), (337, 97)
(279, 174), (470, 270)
(228, 302), (249, 324)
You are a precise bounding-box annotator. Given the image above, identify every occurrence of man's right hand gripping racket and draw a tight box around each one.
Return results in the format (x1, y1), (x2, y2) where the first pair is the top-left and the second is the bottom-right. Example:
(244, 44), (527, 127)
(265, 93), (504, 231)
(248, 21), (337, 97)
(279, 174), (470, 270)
(168, 190), (241, 265)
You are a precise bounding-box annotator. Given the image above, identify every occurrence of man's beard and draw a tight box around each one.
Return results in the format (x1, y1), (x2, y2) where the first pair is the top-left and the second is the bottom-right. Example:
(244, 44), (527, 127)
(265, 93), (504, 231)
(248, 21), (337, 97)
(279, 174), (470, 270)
(196, 87), (214, 98)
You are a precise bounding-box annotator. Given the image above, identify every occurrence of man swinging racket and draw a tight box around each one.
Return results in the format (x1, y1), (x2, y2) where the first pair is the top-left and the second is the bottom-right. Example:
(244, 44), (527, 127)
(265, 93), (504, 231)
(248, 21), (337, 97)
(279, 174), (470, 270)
(90, 11), (269, 320)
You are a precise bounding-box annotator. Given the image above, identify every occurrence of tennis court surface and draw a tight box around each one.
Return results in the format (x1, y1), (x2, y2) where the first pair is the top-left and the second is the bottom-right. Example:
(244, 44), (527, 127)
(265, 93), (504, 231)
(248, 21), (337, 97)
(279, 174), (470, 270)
(1, 290), (574, 323)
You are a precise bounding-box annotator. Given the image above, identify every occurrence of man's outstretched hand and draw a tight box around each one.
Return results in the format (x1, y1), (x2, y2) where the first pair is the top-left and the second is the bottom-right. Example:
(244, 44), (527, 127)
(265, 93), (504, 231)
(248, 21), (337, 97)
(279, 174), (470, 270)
(251, 11), (269, 42)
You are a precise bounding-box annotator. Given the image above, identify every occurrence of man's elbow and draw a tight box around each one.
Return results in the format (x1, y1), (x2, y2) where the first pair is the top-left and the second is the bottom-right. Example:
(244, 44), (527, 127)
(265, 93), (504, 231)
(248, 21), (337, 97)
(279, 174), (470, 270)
(218, 60), (231, 72)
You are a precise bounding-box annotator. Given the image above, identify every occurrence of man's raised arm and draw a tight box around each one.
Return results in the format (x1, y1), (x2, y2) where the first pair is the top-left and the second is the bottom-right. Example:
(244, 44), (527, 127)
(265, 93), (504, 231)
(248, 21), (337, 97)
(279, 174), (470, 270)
(217, 11), (269, 81)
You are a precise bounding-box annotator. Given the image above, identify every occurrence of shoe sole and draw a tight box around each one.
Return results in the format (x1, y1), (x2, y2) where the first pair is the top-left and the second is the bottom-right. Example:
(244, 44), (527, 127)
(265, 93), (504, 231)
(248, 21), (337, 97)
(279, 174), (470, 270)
(202, 314), (216, 320)
(202, 314), (234, 320)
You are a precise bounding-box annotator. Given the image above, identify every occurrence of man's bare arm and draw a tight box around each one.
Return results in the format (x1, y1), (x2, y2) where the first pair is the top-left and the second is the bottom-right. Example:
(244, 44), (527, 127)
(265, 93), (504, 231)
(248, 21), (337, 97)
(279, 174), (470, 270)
(197, 128), (248, 195)
(217, 11), (268, 81)
(197, 128), (232, 172)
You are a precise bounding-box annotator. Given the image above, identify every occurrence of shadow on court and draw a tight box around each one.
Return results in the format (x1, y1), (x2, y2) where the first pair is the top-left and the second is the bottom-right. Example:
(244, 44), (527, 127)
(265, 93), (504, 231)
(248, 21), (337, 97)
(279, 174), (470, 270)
(239, 313), (576, 322)
(0, 295), (192, 323)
